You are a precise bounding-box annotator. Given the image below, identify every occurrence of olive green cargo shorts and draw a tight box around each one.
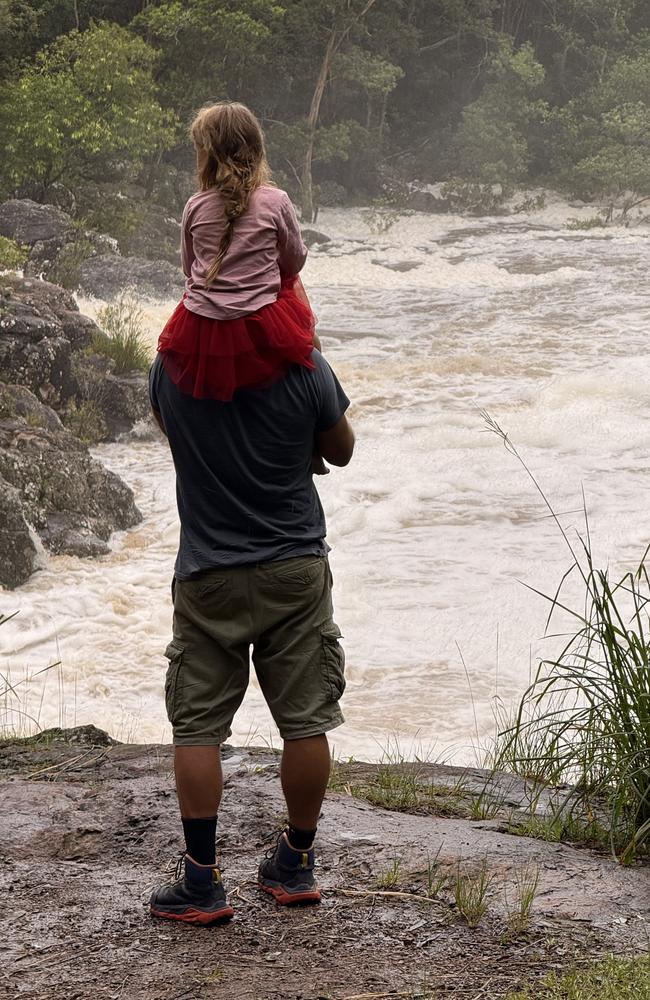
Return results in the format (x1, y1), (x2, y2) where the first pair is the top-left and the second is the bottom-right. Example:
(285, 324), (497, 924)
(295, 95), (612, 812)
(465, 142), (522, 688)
(164, 555), (345, 744)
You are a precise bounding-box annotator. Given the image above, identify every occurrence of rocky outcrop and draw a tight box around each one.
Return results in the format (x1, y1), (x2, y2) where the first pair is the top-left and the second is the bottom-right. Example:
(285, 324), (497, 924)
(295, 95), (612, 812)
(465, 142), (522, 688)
(0, 275), (150, 438)
(0, 276), (149, 588)
(0, 198), (184, 298)
(0, 383), (141, 589)
(79, 253), (184, 301)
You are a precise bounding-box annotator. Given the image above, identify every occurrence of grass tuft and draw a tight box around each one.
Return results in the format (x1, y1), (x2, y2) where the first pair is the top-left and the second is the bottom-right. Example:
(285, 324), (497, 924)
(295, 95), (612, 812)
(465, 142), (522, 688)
(93, 295), (151, 374)
(505, 954), (650, 1000)
(375, 856), (403, 889)
(453, 858), (494, 927)
(503, 864), (540, 938)
(483, 411), (650, 861)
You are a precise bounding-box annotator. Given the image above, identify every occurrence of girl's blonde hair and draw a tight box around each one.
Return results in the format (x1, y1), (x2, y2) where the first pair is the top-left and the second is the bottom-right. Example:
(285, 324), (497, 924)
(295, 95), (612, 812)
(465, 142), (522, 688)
(190, 101), (272, 284)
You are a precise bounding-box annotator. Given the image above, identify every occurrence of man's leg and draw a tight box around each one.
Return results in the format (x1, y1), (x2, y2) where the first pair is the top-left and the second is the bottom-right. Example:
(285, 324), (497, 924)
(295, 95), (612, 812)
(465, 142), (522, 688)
(281, 734), (331, 843)
(150, 569), (249, 924)
(175, 745), (223, 865)
(252, 556), (346, 903)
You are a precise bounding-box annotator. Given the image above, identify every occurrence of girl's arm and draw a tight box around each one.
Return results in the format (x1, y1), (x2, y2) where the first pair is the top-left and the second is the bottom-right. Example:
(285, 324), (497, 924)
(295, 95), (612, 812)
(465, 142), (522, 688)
(277, 192), (308, 275)
(180, 202), (195, 278)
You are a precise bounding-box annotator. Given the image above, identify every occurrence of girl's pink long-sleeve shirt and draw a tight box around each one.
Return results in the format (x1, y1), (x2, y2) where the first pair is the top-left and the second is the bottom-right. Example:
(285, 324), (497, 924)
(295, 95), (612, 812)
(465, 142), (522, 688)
(180, 185), (308, 320)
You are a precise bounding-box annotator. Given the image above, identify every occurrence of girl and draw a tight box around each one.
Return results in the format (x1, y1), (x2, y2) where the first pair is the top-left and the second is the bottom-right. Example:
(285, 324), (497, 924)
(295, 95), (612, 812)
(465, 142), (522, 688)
(158, 101), (321, 403)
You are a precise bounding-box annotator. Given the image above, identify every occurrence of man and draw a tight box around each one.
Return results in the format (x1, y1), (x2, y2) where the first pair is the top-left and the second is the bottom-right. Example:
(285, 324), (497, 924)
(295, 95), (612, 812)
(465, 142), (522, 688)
(148, 347), (354, 924)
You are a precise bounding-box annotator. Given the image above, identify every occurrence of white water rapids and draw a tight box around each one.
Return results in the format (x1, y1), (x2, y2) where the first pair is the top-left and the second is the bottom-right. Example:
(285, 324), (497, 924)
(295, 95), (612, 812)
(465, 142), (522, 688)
(2, 197), (650, 761)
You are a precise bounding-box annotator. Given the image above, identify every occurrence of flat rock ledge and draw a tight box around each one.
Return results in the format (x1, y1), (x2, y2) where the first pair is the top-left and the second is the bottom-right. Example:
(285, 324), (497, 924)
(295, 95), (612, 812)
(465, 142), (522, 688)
(1, 729), (648, 1000)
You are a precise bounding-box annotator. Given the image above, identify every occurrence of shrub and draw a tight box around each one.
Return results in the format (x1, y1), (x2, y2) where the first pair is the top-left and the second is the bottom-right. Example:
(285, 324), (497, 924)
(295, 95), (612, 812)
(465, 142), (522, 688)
(45, 238), (94, 289)
(566, 215), (606, 230)
(62, 399), (108, 445)
(0, 236), (28, 270)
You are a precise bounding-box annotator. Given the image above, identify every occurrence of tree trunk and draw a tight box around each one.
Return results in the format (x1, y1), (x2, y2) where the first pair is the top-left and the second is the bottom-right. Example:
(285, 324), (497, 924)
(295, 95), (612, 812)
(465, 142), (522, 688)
(299, 0), (379, 222)
(378, 92), (388, 142)
(300, 29), (338, 223)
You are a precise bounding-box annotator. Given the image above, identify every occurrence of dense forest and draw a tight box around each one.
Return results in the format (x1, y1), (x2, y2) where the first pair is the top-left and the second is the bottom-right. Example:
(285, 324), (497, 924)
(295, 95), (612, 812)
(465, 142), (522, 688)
(1, 0), (649, 226)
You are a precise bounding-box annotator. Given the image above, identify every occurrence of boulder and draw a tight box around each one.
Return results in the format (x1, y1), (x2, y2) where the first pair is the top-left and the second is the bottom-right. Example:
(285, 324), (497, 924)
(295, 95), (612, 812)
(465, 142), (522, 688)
(79, 253), (184, 300)
(72, 355), (150, 440)
(24, 230), (119, 288)
(0, 276), (93, 407)
(406, 189), (452, 213)
(0, 382), (141, 588)
(0, 199), (74, 246)
(301, 228), (332, 247)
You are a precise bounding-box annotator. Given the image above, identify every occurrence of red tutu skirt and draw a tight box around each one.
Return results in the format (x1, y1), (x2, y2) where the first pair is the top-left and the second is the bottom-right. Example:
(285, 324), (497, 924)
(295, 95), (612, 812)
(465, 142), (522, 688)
(157, 276), (316, 400)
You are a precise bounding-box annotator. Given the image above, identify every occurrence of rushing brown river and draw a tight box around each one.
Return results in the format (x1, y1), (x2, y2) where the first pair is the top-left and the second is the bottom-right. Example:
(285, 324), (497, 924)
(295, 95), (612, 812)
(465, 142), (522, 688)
(3, 198), (649, 761)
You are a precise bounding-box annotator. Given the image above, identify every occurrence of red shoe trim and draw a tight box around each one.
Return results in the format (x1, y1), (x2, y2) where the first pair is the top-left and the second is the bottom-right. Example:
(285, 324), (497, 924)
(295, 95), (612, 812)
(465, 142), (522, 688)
(258, 882), (321, 905)
(150, 905), (234, 925)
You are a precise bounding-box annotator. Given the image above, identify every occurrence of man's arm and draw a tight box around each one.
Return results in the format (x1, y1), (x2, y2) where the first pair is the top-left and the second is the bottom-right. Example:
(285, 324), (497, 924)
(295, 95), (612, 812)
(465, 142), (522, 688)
(316, 413), (354, 467)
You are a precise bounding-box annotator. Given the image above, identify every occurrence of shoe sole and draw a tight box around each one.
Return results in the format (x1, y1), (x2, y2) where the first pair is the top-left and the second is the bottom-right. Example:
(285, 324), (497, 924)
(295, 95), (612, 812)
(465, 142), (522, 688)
(258, 881), (321, 906)
(150, 904), (234, 925)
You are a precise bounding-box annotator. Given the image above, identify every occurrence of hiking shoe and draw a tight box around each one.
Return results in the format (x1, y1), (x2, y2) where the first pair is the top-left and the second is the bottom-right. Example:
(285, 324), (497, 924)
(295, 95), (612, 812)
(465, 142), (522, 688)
(257, 831), (321, 905)
(150, 853), (234, 925)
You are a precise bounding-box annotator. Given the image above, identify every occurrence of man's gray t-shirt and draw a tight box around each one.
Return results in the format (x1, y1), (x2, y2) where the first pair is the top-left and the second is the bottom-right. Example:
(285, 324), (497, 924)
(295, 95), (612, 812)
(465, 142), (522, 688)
(149, 351), (350, 578)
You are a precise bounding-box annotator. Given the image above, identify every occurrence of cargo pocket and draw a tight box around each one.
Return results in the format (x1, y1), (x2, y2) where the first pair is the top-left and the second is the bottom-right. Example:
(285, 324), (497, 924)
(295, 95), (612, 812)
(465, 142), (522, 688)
(321, 624), (346, 701)
(163, 640), (185, 726)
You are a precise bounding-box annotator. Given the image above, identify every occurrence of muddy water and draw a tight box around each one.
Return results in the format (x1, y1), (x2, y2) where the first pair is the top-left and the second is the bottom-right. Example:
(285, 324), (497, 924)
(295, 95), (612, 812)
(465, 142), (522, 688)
(2, 201), (650, 760)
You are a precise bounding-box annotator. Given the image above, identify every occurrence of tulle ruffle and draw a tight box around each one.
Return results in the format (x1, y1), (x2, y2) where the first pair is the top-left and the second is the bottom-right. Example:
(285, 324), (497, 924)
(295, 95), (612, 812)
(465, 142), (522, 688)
(157, 276), (316, 400)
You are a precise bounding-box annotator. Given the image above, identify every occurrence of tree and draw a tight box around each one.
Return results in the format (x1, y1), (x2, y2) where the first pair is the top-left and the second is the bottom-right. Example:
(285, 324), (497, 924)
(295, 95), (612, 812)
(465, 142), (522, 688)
(550, 53), (650, 212)
(0, 21), (178, 199)
(292, 0), (382, 222)
(132, 0), (283, 121)
(450, 40), (546, 193)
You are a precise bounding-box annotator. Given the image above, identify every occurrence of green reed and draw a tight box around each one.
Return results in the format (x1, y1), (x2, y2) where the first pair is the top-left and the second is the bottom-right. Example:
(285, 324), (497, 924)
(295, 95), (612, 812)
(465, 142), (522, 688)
(483, 412), (650, 861)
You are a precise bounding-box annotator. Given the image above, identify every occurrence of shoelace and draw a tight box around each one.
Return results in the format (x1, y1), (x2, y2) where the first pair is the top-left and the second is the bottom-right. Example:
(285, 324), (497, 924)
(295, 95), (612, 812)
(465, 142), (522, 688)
(264, 830), (286, 861)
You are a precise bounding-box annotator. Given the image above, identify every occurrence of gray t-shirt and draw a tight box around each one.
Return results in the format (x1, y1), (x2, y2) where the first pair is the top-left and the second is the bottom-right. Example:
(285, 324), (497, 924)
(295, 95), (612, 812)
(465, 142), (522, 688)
(149, 351), (350, 578)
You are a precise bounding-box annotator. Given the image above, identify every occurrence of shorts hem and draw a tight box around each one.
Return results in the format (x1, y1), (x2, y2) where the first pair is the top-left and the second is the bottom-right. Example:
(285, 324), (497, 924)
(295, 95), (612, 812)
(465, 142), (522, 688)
(172, 729), (232, 746)
(279, 713), (344, 741)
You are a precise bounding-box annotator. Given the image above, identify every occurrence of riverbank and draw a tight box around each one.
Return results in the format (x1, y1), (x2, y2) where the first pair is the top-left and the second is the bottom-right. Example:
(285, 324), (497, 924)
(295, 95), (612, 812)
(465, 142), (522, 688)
(2, 728), (648, 1000)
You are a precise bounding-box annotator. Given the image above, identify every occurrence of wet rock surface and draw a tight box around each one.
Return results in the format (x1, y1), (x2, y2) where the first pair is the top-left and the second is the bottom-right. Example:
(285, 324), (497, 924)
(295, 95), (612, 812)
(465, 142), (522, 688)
(1, 732), (648, 1000)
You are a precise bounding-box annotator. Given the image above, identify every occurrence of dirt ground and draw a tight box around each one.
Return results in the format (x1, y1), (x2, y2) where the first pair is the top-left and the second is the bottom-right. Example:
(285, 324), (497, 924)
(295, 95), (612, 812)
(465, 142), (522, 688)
(1, 728), (649, 1000)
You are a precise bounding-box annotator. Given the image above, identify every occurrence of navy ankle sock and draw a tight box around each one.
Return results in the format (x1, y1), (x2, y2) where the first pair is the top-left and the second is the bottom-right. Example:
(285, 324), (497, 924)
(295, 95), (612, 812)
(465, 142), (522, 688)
(287, 824), (316, 849)
(182, 816), (217, 865)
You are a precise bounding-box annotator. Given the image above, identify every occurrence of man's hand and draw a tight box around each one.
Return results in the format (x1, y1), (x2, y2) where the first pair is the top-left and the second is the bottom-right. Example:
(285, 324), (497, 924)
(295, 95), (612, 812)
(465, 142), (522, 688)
(312, 453), (330, 475)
